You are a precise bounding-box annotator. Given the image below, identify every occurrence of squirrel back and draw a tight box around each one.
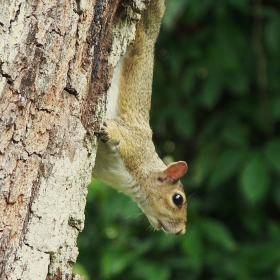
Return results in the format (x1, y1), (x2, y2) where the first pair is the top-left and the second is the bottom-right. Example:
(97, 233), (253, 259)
(92, 0), (188, 235)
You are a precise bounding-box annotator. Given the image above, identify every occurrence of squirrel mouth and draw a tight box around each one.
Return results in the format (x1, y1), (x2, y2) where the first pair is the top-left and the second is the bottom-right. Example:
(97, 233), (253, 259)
(157, 219), (184, 235)
(157, 220), (166, 232)
(148, 216), (166, 231)
(147, 216), (185, 235)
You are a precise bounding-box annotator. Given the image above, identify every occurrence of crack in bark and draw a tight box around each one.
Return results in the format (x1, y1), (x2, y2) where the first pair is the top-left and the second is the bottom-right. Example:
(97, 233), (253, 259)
(9, 3), (22, 31)
(25, 151), (43, 157)
(73, 0), (83, 16)
(50, 28), (63, 37)
(65, 1), (86, 98)
(64, 86), (78, 96)
(0, 66), (13, 84)
(68, 216), (83, 232)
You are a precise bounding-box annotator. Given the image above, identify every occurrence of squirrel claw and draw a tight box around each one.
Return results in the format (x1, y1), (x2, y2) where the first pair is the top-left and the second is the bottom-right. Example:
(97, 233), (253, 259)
(95, 122), (110, 143)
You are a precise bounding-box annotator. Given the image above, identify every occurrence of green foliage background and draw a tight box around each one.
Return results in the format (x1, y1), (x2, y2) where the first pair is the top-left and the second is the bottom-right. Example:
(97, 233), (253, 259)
(74, 0), (280, 279)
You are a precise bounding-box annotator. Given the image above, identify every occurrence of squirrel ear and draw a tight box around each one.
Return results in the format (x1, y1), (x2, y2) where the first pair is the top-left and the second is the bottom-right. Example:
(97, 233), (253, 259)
(164, 161), (188, 181)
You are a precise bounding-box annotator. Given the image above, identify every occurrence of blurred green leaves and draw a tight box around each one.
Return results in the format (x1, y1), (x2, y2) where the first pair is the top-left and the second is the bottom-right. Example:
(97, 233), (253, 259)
(265, 139), (280, 173)
(201, 218), (236, 251)
(209, 148), (244, 189)
(240, 152), (270, 205)
(75, 0), (280, 279)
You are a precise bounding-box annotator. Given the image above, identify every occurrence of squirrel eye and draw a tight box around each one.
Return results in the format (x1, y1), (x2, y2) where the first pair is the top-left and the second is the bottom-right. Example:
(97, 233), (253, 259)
(172, 193), (183, 207)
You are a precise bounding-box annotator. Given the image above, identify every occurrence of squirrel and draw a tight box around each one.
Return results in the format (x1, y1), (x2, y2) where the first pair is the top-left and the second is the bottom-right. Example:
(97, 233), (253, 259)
(92, 0), (188, 235)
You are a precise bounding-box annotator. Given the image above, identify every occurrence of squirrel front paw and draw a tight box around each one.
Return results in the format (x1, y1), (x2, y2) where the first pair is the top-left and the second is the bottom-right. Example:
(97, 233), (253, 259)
(95, 122), (110, 143)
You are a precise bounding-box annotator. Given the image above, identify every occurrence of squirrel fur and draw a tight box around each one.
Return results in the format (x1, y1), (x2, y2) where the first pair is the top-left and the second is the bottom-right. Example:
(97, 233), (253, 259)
(92, 0), (188, 235)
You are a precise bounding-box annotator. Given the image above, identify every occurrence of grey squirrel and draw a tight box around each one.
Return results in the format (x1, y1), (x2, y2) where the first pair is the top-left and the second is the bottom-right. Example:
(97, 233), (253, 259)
(92, 0), (188, 235)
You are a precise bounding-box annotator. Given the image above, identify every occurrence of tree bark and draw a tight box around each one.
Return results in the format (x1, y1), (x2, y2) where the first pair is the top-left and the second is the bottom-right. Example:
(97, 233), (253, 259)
(0, 0), (147, 279)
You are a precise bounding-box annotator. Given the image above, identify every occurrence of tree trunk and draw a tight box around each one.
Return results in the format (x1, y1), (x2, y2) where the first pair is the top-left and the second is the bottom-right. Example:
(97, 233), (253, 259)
(0, 0), (147, 279)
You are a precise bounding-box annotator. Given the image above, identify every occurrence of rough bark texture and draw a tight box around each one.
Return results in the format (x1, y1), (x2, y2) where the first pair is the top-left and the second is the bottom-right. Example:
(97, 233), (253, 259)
(0, 0), (147, 279)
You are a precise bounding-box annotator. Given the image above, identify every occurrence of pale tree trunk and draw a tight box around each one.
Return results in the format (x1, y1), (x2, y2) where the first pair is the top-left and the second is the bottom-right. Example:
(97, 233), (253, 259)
(0, 0), (147, 279)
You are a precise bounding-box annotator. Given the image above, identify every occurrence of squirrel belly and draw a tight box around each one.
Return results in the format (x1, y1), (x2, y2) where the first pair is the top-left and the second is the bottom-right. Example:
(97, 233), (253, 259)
(92, 0), (188, 235)
(105, 58), (123, 120)
(92, 56), (145, 201)
(92, 137), (145, 203)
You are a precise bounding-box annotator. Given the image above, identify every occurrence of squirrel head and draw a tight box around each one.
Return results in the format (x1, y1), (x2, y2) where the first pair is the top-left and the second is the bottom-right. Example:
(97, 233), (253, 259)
(139, 161), (188, 235)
